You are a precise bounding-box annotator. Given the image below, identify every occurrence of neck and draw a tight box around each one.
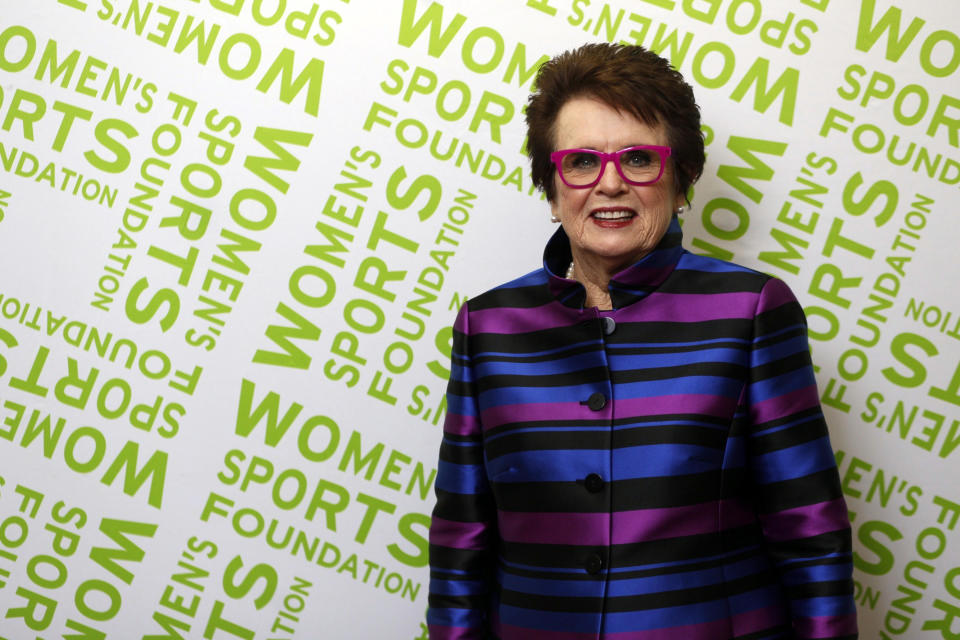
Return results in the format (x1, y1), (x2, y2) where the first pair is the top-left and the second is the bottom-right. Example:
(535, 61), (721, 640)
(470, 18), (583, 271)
(570, 252), (640, 310)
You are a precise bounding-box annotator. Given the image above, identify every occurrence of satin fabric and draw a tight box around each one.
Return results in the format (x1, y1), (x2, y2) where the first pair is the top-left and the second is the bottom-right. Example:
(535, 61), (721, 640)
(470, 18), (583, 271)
(428, 218), (857, 639)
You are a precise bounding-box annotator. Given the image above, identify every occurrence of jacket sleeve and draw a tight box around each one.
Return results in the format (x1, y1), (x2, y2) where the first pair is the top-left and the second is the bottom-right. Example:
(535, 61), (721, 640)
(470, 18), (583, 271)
(427, 303), (496, 639)
(745, 277), (858, 639)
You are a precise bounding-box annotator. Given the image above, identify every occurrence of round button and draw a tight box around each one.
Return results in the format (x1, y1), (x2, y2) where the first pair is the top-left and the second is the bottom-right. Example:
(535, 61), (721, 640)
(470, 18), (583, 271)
(602, 317), (616, 335)
(587, 392), (607, 411)
(584, 473), (604, 493)
(584, 553), (603, 575)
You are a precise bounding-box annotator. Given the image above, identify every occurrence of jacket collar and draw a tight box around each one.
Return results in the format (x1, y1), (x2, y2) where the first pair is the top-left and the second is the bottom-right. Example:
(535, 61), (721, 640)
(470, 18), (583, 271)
(544, 215), (685, 310)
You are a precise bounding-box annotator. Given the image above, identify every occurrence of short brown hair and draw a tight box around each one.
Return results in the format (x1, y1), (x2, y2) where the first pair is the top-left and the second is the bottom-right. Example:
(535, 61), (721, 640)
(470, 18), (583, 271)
(526, 43), (704, 203)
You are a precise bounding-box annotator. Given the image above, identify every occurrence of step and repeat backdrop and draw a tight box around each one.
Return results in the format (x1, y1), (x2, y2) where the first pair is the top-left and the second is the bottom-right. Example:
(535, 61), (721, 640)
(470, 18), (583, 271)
(0, 0), (958, 637)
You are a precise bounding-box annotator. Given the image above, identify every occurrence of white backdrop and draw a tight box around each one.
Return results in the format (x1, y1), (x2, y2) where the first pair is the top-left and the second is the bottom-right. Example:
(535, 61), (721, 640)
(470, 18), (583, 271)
(0, 0), (958, 637)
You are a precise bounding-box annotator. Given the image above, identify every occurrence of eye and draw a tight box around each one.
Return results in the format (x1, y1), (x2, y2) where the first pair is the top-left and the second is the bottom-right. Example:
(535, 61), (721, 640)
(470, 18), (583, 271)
(621, 149), (654, 167)
(567, 152), (599, 170)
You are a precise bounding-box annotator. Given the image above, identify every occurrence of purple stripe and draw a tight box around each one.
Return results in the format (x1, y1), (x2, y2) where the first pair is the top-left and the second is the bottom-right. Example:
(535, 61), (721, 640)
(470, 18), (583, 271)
(729, 604), (790, 637)
(795, 612), (859, 638)
(761, 498), (850, 542)
(759, 277), (797, 310)
(453, 308), (469, 332)
(481, 400), (591, 426)
(615, 394), (737, 418)
(614, 264), (676, 288)
(481, 393), (736, 426)
(611, 501), (752, 543)
(498, 500), (755, 546)
(427, 624), (479, 640)
(468, 291), (763, 335)
(470, 302), (582, 335)
(495, 623), (606, 639)
(750, 385), (819, 424)
(444, 413), (480, 436)
(498, 511), (609, 546)
(430, 516), (492, 550)
(615, 291), (759, 323)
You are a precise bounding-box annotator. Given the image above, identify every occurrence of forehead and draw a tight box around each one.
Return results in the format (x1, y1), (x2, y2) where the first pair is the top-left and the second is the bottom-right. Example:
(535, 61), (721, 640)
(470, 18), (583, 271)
(553, 96), (666, 149)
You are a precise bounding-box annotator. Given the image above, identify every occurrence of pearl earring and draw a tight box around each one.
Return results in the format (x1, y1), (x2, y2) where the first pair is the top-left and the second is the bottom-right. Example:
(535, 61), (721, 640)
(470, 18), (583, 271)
(551, 215), (560, 223)
(676, 206), (684, 215)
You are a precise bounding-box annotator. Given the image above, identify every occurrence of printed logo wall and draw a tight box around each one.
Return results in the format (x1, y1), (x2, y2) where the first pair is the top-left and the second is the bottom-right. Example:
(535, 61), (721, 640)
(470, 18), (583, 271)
(0, 0), (957, 637)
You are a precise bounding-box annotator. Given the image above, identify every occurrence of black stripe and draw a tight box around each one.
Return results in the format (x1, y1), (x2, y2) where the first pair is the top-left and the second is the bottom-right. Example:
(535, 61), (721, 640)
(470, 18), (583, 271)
(612, 361), (748, 383)
(432, 490), (495, 522)
(658, 270), (767, 294)
(469, 284), (556, 310)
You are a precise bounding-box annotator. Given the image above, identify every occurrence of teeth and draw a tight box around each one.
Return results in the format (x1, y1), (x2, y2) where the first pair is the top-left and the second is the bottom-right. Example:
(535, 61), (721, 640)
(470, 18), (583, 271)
(593, 210), (634, 219)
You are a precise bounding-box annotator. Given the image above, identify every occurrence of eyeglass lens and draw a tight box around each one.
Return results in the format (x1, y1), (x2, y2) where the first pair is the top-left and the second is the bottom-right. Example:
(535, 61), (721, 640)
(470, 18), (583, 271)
(560, 148), (662, 185)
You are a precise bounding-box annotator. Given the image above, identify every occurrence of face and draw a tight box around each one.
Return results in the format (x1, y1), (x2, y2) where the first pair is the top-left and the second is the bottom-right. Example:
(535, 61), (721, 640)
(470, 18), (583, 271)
(550, 96), (684, 273)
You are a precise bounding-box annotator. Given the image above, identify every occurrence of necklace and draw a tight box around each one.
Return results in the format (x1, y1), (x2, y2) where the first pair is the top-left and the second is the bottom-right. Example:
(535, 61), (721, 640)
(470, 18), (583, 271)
(566, 261), (575, 279)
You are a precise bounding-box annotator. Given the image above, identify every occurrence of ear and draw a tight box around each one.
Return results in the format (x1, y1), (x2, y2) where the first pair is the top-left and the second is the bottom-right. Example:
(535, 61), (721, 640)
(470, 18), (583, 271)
(674, 191), (686, 213)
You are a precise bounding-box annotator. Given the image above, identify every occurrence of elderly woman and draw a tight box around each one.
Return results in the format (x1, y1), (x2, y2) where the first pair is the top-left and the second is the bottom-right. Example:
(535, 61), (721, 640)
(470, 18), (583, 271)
(428, 43), (857, 640)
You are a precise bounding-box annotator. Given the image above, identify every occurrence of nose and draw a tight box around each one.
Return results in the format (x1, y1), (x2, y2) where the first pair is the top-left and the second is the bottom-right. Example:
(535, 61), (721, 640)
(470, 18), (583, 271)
(595, 156), (627, 194)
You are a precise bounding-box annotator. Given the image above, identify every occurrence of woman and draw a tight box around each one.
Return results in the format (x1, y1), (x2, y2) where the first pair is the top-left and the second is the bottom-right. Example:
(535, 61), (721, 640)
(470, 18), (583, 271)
(428, 43), (857, 640)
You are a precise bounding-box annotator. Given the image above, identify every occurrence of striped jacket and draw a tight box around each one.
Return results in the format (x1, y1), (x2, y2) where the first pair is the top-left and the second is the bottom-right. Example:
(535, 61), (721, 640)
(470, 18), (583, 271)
(428, 217), (857, 640)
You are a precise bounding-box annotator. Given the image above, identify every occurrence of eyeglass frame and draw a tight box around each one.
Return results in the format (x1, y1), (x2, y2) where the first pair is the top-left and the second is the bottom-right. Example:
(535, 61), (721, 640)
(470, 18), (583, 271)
(549, 145), (673, 189)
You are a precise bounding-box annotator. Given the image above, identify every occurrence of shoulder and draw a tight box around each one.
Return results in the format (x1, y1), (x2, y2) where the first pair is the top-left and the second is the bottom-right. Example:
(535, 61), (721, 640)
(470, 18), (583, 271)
(465, 267), (554, 313)
(671, 251), (800, 313)
(674, 251), (773, 287)
(664, 251), (775, 295)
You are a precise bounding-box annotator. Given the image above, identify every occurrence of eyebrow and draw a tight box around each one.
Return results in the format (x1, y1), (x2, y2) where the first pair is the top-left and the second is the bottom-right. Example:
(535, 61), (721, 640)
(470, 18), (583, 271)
(565, 144), (658, 151)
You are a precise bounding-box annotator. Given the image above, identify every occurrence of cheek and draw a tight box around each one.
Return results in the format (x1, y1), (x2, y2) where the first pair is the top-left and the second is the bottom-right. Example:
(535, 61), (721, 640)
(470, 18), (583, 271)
(556, 189), (587, 219)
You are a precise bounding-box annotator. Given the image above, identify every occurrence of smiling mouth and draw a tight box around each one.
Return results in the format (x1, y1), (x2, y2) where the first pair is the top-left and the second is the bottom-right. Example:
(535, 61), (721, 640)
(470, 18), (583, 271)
(591, 209), (635, 220)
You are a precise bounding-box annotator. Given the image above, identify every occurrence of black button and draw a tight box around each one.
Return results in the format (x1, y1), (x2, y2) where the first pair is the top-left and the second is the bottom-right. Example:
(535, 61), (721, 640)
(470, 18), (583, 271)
(584, 473), (604, 493)
(585, 553), (603, 575)
(602, 317), (616, 335)
(587, 392), (606, 411)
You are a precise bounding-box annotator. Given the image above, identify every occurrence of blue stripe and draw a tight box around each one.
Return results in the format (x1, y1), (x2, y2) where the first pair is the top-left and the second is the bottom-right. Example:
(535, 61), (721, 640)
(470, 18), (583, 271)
(427, 606), (486, 628)
(613, 444), (722, 479)
(476, 351), (610, 377)
(441, 436), (479, 448)
(613, 418), (729, 431)
(609, 347), (747, 370)
(612, 337), (751, 348)
(603, 598), (731, 631)
(499, 559), (592, 574)
(430, 578), (486, 596)
(501, 574), (605, 598)
(792, 594), (858, 616)
(754, 323), (807, 344)
(750, 367), (815, 402)
(752, 335), (809, 366)
(493, 268), (549, 289)
(752, 412), (823, 437)
(449, 361), (474, 384)
(474, 339), (598, 360)
(501, 559), (770, 599)
(676, 256), (753, 273)
(484, 425), (611, 445)
(782, 561), (853, 585)
(490, 445), (726, 483)
(753, 437), (836, 483)
(445, 393), (477, 418)
(499, 604), (605, 632)
(478, 382), (603, 407)
(436, 461), (489, 494)
(616, 375), (744, 399)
